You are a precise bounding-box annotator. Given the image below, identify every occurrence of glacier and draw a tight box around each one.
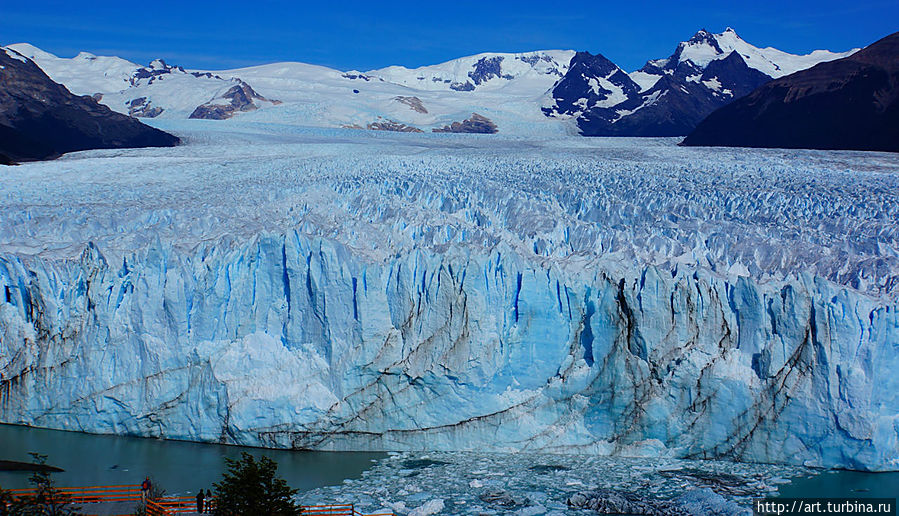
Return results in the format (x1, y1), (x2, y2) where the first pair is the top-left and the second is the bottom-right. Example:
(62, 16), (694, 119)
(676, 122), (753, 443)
(1, 121), (898, 471)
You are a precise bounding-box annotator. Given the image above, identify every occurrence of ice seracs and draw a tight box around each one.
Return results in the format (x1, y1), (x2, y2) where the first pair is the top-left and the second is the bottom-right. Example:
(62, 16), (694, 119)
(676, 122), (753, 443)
(0, 123), (897, 471)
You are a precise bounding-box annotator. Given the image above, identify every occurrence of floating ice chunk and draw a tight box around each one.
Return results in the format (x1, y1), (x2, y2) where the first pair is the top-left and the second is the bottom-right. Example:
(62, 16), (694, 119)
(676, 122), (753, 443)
(408, 499), (444, 516)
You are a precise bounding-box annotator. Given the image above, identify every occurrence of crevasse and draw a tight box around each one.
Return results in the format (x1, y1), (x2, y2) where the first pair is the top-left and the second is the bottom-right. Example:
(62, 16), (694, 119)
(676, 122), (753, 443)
(1, 232), (896, 470)
(0, 127), (897, 471)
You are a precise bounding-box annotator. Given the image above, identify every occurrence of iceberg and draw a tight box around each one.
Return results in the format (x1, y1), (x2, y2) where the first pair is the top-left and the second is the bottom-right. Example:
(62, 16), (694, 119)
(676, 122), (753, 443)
(1, 122), (897, 471)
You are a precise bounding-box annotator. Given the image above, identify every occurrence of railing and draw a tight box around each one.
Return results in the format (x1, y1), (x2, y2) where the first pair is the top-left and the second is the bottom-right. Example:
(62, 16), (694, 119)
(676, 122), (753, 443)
(147, 495), (206, 514)
(146, 501), (394, 516)
(6, 484), (395, 516)
(7, 483), (142, 504)
(146, 498), (169, 516)
(299, 506), (394, 516)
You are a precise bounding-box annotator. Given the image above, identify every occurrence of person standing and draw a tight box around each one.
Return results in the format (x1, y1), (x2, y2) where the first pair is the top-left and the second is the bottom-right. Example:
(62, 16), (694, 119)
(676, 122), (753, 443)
(196, 489), (205, 514)
(205, 489), (213, 512)
(140, 477), (152, 502)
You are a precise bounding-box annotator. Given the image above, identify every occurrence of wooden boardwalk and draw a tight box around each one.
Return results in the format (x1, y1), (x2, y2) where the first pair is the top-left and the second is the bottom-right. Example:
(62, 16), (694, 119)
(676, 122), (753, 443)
(6, 484), (394, 515)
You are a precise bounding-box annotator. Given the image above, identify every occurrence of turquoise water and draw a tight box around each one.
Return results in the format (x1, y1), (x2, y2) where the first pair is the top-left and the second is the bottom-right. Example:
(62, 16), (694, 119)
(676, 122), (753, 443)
(2, 423), (896, 511)
(776, 468), (899, 500)
(0, 424), (385, 494)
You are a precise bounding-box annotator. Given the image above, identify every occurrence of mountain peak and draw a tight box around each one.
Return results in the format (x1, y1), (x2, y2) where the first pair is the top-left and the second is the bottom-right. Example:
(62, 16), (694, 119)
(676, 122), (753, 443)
(0, 46), (179, 162)
(687, 29), (719, 46)
(683, 30), (899, 152)
(644, 27), (855, 78)
(367, 49), (575, 93)
(2, 47), (29, 63)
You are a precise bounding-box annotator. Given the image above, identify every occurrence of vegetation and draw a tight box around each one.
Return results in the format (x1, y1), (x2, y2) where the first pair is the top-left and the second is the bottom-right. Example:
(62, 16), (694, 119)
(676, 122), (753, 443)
(0, 486), (17, 514)
(212, 452), (300, 516)
(133, 478), (166, 516)
(0, 453), (79, 515)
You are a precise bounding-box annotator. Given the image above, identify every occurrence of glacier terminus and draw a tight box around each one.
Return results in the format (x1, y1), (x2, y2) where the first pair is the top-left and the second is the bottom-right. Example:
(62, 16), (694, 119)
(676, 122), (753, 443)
(0, 122), (897, 472)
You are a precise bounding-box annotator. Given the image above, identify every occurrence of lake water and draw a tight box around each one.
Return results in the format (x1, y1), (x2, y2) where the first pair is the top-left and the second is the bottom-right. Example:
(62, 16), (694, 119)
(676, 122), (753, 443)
(776, 468), (899, 500)
(2, 423), (896, 514)
(0, 423), (384, 494)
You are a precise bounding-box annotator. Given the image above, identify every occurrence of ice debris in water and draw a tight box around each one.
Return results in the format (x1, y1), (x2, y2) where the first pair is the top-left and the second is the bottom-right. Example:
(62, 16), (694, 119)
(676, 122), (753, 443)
(298, 451), (807, 515)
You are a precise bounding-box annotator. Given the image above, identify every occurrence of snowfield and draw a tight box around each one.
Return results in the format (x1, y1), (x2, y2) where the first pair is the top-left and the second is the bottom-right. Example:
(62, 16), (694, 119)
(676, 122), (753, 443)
(1, 122), (898, 471)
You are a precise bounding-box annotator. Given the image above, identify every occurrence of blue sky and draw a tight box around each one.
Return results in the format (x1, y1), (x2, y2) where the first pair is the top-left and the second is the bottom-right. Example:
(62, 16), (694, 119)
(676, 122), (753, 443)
(3, 0), (896, 71)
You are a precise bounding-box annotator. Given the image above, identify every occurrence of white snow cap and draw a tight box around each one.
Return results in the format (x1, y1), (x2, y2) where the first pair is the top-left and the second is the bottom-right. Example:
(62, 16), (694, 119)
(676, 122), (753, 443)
(674, 27), (858, 78)
(2, 47), (29, 63)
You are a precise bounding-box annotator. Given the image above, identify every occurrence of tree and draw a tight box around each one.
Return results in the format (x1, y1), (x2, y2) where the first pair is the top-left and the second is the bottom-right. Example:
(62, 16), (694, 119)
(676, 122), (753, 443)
(0, 485), (24, 516)
(212, 452), (300, 516)
(1, 453), (79, 516)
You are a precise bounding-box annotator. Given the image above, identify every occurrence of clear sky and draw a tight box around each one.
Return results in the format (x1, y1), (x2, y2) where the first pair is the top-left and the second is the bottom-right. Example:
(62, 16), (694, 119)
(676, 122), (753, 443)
(3, 0), (896, 71)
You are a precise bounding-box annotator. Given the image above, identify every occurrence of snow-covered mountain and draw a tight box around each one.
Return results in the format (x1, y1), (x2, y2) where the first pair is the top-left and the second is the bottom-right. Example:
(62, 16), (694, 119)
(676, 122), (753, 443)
(5, 43), (138, 95)
(542, 51), (640, 117)
(545, 28), (858, 136)
(368, 50), (573, 93)
(683, 31), (899, 152)
(6, 44), (279, 120)
(643, 27), (854, 79)
(5, 44), (570, 135)
(5, 31), (857, 137)
(0, 46), (178, 163)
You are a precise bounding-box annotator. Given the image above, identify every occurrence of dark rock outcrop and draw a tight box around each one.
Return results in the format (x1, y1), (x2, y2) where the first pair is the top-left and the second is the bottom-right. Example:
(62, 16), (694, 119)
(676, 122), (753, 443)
(516, 53), (564, 76)
(342, 72), (372, 81)
(578, 52), (771, 137)
(546, 29), (788, 136)
(127, 97), (164, 118)
(0, 460), (64, 473)
(468, 56), (514, 85)
(394, 96), (428, 114)
(0, 48), (180, 163)
(567, 488), (746, 515)
(432, 113), (498, 134)
(189, 81), (279, 120)
(130, 58), (186, 86)
(478, 489), (531, 509)
(682, 31), (899, 152)
(449, 81), (475, 92)
(365, 119), (423, 132)
(544, 51), (641, 118)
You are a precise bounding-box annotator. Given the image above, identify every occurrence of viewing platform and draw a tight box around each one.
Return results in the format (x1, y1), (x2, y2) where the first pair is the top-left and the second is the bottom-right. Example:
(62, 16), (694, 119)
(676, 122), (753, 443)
(4, 484), (394, 515)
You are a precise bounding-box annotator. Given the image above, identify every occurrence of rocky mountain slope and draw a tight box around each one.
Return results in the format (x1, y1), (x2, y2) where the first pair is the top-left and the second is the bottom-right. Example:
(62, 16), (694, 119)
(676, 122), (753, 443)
(0, 48), (179, 164)
(682, 31), (899, 152)
(6, 45), (280, 120)
(7, 44), (567, 134)
(544, 28), (856, 136)
(4, 32), (857, 137)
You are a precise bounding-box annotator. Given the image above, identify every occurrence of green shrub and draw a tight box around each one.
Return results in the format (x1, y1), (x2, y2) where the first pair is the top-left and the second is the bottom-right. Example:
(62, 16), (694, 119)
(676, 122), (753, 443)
(212, 452), (300, 516)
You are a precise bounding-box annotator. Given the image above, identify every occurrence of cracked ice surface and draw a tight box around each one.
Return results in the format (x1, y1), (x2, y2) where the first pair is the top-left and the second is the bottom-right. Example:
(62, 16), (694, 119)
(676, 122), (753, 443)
(299, 451), (804, 515)
(1, 121), (898, 471)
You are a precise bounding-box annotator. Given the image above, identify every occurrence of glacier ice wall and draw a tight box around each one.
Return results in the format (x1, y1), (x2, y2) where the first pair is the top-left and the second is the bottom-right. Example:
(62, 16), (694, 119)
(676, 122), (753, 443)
(1, 124), (898, 470)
